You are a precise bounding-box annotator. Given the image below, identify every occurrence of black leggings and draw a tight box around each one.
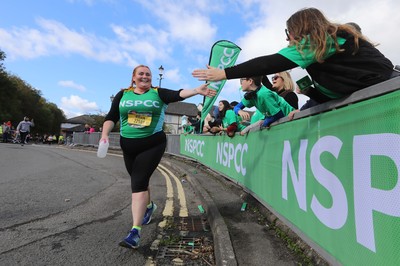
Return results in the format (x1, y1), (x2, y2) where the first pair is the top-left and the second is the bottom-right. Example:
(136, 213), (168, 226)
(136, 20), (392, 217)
(20, 131), (29, 143)
(120, 131), (166, 193)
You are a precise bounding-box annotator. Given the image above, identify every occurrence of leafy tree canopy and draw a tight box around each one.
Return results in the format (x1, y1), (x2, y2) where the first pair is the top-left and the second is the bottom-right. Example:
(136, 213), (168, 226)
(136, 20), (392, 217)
(0, 48), (66, 135)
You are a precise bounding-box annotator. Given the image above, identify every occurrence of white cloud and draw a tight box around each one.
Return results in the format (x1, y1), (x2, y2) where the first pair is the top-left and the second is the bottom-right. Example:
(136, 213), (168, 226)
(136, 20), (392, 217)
(163, 68), (182, 85)
(62, 109), (82, 119)
(216, 0), (400, 103)
(164, 12), (216, 49)
(1, 0), (399, 117)
(110, 23), (170, 65)
(60, 95), (98, 117)
(2, 0), (398, 68)
(235, 0), (400, 66)
(0, 18), (92, 60)
(0, 18), (168, 67)
(58, 80), (86, 92)
(135, 0), (218, 50)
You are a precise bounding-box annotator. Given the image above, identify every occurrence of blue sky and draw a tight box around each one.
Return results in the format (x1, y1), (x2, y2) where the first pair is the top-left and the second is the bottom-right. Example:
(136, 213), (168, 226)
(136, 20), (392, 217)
(1, 0), (399, 118)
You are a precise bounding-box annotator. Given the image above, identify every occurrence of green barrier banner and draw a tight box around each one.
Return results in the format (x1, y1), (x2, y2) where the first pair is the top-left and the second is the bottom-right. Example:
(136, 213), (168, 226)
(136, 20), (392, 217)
(201, 40), (241, 124)
(180, 90), (400, 265)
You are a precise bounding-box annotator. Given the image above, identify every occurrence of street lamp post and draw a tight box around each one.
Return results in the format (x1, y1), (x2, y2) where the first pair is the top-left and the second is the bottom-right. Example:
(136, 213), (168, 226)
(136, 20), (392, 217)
(110, 94), (115, 103)
(158, 65), (164, 87)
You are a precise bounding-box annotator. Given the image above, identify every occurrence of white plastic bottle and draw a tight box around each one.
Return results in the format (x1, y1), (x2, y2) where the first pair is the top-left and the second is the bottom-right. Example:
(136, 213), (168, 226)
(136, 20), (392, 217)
(97, 139), (109, 158)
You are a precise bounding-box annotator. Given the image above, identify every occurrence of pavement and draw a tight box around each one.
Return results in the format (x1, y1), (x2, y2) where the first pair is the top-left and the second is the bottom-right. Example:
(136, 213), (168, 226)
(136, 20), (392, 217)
(72, 145), (328, 265)
(162, 153), (329, 266)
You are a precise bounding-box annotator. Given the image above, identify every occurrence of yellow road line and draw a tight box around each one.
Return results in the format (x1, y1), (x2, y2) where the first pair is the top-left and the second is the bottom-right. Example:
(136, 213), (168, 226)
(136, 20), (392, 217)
(158, 163), (188, 217)
(156, 166), (174, 228)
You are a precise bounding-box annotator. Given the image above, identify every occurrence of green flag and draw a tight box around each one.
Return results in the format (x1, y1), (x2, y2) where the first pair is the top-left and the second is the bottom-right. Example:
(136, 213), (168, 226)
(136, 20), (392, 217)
(201, 40), (241, 129)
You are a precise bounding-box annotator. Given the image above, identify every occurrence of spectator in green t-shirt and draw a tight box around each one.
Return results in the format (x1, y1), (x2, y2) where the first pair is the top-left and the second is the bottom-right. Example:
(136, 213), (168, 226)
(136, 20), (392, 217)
(234, 76), (294, 128)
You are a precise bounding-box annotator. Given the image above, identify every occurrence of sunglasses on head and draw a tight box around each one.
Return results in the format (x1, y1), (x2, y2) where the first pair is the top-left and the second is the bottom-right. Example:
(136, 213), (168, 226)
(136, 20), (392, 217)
(285, 29), (290, 41)
(271, 76), (282, 81)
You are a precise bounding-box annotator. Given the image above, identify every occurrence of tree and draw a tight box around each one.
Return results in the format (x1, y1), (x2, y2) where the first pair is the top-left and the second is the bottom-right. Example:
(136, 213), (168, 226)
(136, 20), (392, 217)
(0, 48), (66, 133)
(0, 50), (5, 73)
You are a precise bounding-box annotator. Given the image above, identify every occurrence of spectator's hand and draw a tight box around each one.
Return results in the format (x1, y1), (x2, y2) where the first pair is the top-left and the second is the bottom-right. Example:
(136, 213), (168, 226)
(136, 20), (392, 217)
(210, 127), (220, 134)
(195, 83), (216, 98)
(238, 110), (250, 121)
(192, 65), (227, 82)
(240, 127), (250, 136)
(288, 110), (300, 121)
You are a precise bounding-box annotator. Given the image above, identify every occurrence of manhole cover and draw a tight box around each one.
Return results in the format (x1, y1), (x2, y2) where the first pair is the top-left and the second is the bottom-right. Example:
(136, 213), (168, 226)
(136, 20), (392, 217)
(176, 216), (210, 232)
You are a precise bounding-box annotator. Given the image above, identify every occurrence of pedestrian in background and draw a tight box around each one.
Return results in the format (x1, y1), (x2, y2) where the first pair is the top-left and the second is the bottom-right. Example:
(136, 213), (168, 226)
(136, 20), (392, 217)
(181, 115), (193, 134)
(16, 116), (34, 145)
(188, 112), (202, 134)
(84, 124), (90, 133)
(1, 122), (6, 143)
(100, 64), (215, 249)
(58, 135), (64, 145)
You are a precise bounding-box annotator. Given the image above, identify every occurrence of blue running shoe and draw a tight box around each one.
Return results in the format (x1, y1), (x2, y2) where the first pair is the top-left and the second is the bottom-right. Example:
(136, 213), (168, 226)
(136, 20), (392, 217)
(142, 202), (157, 225)
(119, 228), (140, 249)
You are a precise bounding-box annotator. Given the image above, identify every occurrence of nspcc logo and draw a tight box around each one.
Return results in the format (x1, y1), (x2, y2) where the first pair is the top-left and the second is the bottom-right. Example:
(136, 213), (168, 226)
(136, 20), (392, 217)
(184, 139), (205, 157)
(216, 142), (248, 176)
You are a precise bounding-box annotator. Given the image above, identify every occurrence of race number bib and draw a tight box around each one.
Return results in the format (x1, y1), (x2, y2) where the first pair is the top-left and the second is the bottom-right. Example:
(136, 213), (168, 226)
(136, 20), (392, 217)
(127, 111), (152, 128)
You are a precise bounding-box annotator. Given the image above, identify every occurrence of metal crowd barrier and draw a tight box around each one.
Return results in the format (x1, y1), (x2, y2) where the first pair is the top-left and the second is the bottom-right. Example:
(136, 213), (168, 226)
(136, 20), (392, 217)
(71, 131), (181, 155)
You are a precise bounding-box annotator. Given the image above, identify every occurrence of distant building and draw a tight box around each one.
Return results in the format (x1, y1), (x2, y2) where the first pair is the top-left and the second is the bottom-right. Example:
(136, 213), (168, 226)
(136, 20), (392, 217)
(164, 102), (198, 134)
(61, 115), (96, 137)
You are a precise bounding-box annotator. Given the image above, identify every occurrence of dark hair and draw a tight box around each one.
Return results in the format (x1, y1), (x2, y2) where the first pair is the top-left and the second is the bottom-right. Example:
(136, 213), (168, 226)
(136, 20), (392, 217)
(243, 76), (263, 100)
(219, 100), (231, 119)
(230, 101), (239, 107)
(249, 76), (262, 87)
